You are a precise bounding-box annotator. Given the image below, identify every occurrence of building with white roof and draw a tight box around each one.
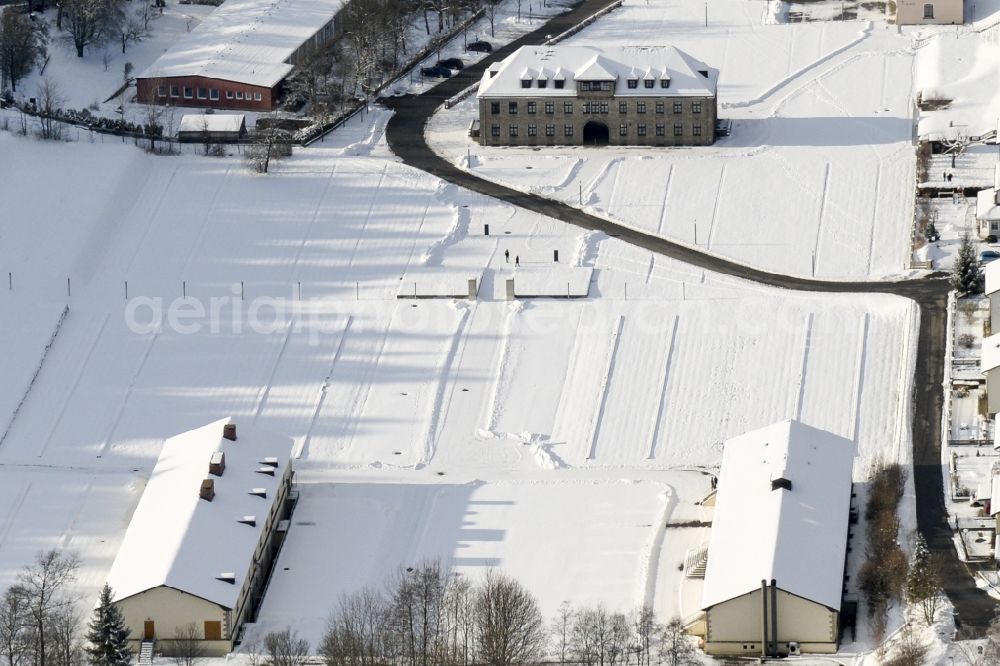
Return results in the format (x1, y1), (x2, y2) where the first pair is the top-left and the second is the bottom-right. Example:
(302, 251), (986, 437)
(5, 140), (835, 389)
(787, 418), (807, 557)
(686, 420), (855, 658)
(135, 0), (343, 111)
(896, 0), (962, 25)
(982, 334), (1000, 415)
(977, 164), (1000, 238)
(476, 45), (718, 147)
(106, 419), (295, 656)
(984, 260), (1000, 334)
(177, 114), (247, 141)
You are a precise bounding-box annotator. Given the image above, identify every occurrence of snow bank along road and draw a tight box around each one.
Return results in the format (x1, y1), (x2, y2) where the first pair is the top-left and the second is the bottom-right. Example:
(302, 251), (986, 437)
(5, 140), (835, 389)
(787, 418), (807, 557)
(381, 0), (995, 632)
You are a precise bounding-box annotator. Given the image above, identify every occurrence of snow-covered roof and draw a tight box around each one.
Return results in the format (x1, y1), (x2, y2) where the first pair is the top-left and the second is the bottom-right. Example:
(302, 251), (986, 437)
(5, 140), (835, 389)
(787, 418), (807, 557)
(106, 418), (293, 609)
(991, 476), (1000, 515)
(982, 333), (1000, 373)
(977, 188), (1000, 223)
(985, 260), (1000, 296)
(701, 420), (855, 611)
(179, 114), (246, 133)
(477, 46), (717, 98)
(136, 0), (341, 88)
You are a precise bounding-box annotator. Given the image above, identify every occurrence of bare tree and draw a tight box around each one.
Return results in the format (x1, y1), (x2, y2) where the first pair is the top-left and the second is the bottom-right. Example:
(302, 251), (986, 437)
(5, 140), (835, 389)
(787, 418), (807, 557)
(483, 0), (501, 37)
(246, 114), (291, 173)
(61, 0), (117, 58)
(0, 9), (48, 93)
(166, 623), (205, 666)
(242, 633), (263, 666)
(46, 605), (82, 666)
(550, 602), (573, 665)
(320, 588), (391, 666)
(263, 628), (309, 666)
(35, 76), (65, 140)
(656, 618), (696, 666)
(473, 570), (545, 666)
(0, 586), (31, 666)
(387, 560), (451, 666)
(18, 551), (79, 666)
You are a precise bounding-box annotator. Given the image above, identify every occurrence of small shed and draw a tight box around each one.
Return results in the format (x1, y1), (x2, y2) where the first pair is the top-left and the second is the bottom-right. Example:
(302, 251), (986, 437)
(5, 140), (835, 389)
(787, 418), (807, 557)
(977, 165), (1000, 238)
(178, 114), (247, 142)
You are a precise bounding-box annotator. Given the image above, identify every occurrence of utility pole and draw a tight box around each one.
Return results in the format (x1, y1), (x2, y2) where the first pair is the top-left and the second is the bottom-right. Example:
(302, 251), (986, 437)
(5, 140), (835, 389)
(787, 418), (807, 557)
(705, 2), (708, 26)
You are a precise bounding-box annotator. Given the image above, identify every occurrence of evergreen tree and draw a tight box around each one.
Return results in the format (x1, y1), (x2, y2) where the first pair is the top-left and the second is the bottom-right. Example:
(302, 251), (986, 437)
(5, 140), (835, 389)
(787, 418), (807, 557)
(85, 585), (131, 666)
(951, 233), (983, 294)
(924, 218), (939, 242)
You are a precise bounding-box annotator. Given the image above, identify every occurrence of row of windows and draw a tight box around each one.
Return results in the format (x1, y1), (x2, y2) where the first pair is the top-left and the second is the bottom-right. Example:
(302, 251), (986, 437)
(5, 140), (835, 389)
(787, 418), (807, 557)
(491, 100), (703, 115)
(626, 78), (670, 89)
(520, 78), (567, 89)
(491, 123), (703, 137)
(157, 85), (264, 103)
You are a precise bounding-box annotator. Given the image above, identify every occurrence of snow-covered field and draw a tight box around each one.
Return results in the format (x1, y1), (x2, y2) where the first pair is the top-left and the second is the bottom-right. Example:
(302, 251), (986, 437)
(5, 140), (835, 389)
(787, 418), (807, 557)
(0, 102), (916, 650)
(428, 0), (919, 279)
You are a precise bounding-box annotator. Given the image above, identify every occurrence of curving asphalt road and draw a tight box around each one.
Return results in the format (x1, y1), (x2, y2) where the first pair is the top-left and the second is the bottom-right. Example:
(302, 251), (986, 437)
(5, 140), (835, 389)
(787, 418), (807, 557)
(380, 0), (996, 633)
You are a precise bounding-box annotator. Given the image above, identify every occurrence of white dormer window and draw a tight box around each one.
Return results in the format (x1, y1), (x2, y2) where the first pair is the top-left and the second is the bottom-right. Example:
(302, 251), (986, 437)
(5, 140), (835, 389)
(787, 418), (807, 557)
(644, 79), (654, 89)
(521, 80), (531, 89)
(538, 79), (548, 88)
(627, 79), (638, 89)
(661, 78), (671, 89)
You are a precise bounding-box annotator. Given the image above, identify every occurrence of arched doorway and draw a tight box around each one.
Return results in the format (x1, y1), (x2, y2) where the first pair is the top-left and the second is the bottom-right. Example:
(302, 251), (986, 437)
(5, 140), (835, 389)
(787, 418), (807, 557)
(583, 121), (610, 146)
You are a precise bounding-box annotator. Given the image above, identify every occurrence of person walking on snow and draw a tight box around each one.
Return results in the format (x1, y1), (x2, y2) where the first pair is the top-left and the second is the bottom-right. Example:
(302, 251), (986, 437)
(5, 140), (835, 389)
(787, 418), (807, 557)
(504, 249), (510, 263)
(515, 256), (520, 267)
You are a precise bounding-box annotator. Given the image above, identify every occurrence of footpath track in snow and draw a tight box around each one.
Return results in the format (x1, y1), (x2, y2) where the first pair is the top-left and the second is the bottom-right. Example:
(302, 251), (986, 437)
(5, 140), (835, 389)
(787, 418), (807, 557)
(376, 0), (994, 632)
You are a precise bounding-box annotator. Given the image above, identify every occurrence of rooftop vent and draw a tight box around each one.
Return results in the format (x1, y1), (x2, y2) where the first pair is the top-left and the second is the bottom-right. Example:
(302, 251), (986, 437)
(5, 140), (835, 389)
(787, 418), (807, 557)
(200, 478), (216, 502)
(698, 69), (709, 78)
(223, 423), (237, 441)
(238, 516), (257, 527)
(771, 477), (792, 492)
(255, 466), (276, 477)
(216, 573), (236, 584)
(250, 487), (267, 498)
(260, 457), (279, 467)
(209, 451), (226, 476)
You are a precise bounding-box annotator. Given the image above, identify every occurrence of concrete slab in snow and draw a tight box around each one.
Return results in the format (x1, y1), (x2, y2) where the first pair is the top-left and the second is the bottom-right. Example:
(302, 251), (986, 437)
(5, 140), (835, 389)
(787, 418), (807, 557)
(397, 268), (483, 298)
(513, 266), (594, 298)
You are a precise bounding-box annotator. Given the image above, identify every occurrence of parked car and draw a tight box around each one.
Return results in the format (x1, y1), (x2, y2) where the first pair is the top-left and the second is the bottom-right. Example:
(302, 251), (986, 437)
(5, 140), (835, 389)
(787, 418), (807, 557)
(467, 40), (492, 53)
(421, 65), (453, 78)
(980, 250), (1000, 264)
(438, 57), (464, 70)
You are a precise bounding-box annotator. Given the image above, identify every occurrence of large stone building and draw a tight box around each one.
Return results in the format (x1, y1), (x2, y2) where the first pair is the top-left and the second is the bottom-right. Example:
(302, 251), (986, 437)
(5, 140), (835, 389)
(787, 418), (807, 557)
(475, 45), (718, 147)
(105, 419), (295, 656)
(686, 420), (856, 658)
(135, 0), (343, 112)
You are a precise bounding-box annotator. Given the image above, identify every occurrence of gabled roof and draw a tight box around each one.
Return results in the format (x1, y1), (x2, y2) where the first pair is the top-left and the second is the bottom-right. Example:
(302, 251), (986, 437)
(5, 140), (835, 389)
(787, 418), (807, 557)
(977, 188), (1000, 223)
(179, 114), (246, 133)
(136, 0), (343, 88)
(106, 419), (293, 610)
(477, 45), (717, 98)
(982, 333), (1000, 373)
(701, 420), (855, 612)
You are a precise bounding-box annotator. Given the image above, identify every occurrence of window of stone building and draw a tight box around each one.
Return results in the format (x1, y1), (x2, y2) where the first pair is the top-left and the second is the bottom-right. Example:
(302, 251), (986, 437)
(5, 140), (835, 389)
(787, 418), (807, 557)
(619, 124), (627, 136)
(491, 102), (500, 114)
(599, 102), (609, 113)
(661, 78), (670, 88)
(693, 124), (702, 136)
(637, 102), (646, 113)
(673, 123), (683, 136)
(692, 101), (702, 113)
(545, 102), (555, 114)
(564, 102), (573, 114)
(491, 124), (500, 137)
(538, 80), (548, 88)
(509, 102), (518, 114)
(644, 80), (654, 88)
(656, 102), (664, 114)
(564, 124), (573, 136)
(527, 102), (536, 114)
(509, 125), (518, 136)
(627, 79), (638, 89)
(673, 101), (682, 113)
(528, 124), (537, 136)
(619, 101), (627, 114)
(546, 124), (555, 136)
(637, 124), (647, 136)
(521, 80), (531, 89)
(656, 124), (665, 136)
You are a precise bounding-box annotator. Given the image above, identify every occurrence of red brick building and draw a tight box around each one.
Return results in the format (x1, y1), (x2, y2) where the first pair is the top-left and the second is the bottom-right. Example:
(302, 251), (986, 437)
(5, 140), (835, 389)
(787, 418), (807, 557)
(135, 0), (341, 112)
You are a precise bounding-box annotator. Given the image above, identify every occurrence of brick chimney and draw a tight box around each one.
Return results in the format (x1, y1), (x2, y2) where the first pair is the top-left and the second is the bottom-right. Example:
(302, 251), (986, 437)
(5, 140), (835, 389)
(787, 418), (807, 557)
(223, 423), (237, 441)
(200, 478), (215, 501)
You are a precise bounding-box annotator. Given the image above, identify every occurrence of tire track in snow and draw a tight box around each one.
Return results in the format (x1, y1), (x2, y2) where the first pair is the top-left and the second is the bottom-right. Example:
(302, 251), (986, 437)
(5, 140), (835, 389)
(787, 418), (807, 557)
(57, 480), (93, 549)
(252, 320), (295, 423)
(97, 331), (160, 459)
(0, 481), (31, 555)
(640, 485), (675, 609)
(37, 314), (110, 460)
(812, 163), (831, 276)
(418, 304), (472, 465)
(647, 316), (680, 460)
(179, 168), (230, 284)
(480, 303), (522, 437)
(865, 168), (882, 276)
(850, 313), (871, 443)
(793, 312), (814, 421)
(343, 163), (390, 278)
(587, 315), (625, 461)
(290, 162), (339, 280)
(297, 315), (352, 460)
(655, 164), (675, 237)
(340, 308), (397, 456)
(706, 164), (728, 251)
